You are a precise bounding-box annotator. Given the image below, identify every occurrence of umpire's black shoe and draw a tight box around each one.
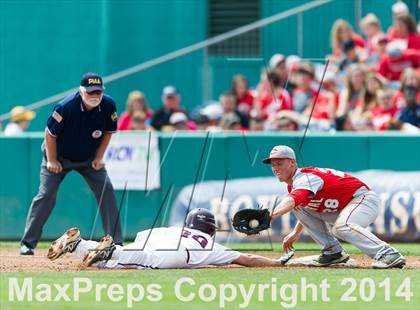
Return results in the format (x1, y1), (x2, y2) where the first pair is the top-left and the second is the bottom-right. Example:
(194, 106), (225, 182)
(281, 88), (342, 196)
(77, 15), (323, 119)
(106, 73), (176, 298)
(316, 251), (350, 266)
(20, 244), (34, 255)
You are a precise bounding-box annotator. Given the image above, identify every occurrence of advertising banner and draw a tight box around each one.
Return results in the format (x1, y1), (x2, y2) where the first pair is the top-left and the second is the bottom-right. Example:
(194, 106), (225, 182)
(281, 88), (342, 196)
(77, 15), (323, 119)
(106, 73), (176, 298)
(170, 170), (420, 242)
(104, 132), (160, 190)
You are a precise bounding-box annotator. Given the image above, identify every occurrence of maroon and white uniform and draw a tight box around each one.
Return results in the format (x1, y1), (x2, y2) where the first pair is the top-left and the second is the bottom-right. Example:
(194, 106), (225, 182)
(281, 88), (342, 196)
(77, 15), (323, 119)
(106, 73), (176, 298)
(287, 167), (369, 212)
(72, 227), (241, 269)
(287, 167), (395, 260)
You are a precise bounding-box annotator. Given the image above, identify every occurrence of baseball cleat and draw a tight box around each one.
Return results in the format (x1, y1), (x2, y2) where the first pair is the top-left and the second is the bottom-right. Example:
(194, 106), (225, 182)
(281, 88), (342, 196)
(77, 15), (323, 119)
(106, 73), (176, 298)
(47, 227), (81, 261)
(20, 244), (34, 256)
(372, 252), (406, 269)
(83, 235), (115, 267)
(315, 251), (350, 266)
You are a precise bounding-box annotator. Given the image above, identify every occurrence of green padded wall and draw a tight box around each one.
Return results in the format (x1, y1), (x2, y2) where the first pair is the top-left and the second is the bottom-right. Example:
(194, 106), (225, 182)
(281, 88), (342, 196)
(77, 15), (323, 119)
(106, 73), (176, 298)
(1, 132), (419, 240)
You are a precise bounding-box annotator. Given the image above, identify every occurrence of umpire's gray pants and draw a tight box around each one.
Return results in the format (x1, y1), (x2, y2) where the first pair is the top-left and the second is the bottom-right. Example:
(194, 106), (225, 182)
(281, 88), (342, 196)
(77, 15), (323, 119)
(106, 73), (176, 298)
(21, 155), (123, 248)
(293, 187), (395, 259)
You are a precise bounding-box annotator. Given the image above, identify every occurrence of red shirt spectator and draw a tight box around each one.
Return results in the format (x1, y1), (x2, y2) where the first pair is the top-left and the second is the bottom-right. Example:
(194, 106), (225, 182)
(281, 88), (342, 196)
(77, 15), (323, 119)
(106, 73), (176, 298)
(256, 71), (293, 119)
(236, 91), (254, 112)
(372, 106), (398, 130)
(389, 32), (420, 50)
(259, 89), (293, 114)
(231, 74), (255, 114)
(118, 110), (152, 131)
(118, 90), (152, 131)
(377, 49), (420, 81)
(307, 91), (338, 120)
(388, 14), (420, 50)
(387, 26), (404, 40)
(407, 33), (420, 50)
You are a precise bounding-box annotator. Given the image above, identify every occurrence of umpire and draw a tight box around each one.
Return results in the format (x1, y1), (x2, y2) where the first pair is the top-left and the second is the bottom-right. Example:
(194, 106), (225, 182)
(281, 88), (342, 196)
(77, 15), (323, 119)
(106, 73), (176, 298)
(20, 72), (123, 255)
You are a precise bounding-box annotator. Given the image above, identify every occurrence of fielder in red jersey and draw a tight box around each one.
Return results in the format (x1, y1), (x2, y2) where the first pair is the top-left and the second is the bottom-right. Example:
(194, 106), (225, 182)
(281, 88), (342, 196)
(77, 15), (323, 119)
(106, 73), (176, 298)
(262, 145), (406, 268)
(286, 167), (369, 213)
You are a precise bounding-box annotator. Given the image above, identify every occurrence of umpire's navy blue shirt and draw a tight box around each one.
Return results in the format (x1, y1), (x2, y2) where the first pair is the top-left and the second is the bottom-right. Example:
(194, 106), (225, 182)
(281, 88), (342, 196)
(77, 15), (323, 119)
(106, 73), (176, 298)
(47, 91), (118, 161)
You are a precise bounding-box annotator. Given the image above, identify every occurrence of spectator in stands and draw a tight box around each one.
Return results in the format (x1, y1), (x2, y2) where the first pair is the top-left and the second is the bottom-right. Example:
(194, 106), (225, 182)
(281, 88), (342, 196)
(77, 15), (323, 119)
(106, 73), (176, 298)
(249, 114), (265, 131)
(269, 54), (289, 90)
(360, 13), (384, 55)
(220, 92), (249, 128)
(396, 84), (420, 127)
(293, 62), (316, 113)
(256, 71), (293, 118)
(220, 113), (242, 131)
(330, 19), (365, 61)
(338, 40), (360, 72)
(4, 106), (36, 136)
(371, 88), (398, 130)
(231, 74), (254, 114)
(303, 66), (339, 122)
(393, 68), (420, 108)
(193, 114), (211, 131)
(351, 73), (387, 130)
(360, 73), (386, 112)
(269, 110), (300, 131)
(118, 90), (152, 131)
(303, 89), (337, 123)
(366, 33), (389, 68)
(285, 55), (301, 93)
(337, 64), (367, 117)
(168, 112), (192, 131)
(130, 111), (152, 131)
(387, 1), (410, 39)
(335, 113), (355, 131)
(385, 118), (420, 132)
(377, 45), (420, 84)
(199, 103), (223, 131)
(151, 86), (188, 130)
(389, 14), (420, 50)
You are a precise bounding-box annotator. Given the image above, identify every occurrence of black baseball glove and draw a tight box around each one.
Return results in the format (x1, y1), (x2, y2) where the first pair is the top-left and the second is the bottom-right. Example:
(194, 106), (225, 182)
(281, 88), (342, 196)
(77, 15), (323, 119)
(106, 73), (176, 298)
(232, 208), (271, 235)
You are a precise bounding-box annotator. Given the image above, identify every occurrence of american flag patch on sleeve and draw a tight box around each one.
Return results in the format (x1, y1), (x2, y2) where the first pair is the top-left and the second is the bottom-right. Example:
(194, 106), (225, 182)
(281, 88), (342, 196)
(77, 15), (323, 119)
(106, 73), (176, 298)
(52, 111), (63, 123)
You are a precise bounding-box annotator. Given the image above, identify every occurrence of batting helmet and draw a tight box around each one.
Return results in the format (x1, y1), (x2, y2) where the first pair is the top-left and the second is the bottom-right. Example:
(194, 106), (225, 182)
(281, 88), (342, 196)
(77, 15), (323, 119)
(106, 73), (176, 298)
(185, 208), (217, 237)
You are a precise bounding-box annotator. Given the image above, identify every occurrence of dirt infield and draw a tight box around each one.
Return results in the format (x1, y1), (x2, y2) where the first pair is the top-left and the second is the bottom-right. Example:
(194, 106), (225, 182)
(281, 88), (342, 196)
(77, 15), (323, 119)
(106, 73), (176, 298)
(0, 248), (419, 272)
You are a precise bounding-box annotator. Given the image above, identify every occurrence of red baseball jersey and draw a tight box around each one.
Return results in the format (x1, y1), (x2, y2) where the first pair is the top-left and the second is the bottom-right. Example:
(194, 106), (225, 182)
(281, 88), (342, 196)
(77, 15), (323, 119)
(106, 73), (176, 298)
(287, 167), (368, 213)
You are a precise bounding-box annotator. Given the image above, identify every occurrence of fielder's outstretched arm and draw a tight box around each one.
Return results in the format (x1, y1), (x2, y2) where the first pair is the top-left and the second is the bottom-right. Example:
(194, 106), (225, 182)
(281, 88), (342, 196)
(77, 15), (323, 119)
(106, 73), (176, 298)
(270, 196), (296, 222)
(271, 189), (313, 222)
(232, 253), (283, 267)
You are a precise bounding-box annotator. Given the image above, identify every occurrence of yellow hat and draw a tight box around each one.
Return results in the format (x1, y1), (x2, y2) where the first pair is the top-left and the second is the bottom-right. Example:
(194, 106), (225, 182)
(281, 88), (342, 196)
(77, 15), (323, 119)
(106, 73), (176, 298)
(10, 106), (36, 122)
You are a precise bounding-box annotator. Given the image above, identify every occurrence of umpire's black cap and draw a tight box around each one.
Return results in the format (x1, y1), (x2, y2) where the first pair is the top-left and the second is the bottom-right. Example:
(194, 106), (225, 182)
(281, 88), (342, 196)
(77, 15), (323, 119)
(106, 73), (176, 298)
(186, 208), (216, 237)
(80, 72), (104, 93)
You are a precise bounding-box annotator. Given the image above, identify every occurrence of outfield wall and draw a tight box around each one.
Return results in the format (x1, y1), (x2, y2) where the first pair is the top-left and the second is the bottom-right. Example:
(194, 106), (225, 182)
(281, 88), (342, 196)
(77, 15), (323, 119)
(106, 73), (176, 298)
(0, 132), (419, 241)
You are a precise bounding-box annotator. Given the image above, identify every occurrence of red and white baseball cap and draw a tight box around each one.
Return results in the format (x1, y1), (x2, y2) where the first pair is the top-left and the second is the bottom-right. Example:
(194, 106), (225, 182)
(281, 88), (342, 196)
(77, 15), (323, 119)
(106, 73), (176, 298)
(262, 145), (296, 164)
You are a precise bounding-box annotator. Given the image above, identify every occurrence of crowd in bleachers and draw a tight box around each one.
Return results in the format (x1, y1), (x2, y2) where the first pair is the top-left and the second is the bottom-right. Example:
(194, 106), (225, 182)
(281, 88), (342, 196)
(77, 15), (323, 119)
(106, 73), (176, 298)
(2, 2), (419, 135)
(116, 1), (419, 133)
